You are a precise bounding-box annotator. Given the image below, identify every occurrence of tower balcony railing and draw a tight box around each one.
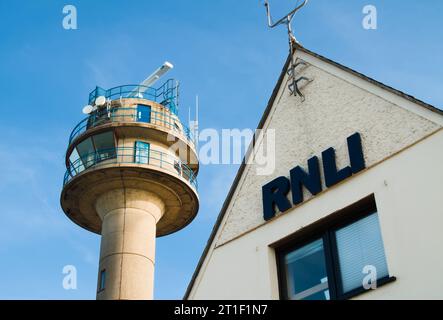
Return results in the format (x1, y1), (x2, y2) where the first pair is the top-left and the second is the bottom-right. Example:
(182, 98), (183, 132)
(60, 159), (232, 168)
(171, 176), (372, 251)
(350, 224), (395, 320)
(68, 107), (195, 147)
(63, 147), (198, 190)
(88, 79), (179, 114)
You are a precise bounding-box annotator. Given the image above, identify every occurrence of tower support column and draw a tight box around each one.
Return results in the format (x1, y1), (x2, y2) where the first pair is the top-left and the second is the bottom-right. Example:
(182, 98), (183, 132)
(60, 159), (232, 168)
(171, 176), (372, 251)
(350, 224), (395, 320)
(94, 188), (165, 300)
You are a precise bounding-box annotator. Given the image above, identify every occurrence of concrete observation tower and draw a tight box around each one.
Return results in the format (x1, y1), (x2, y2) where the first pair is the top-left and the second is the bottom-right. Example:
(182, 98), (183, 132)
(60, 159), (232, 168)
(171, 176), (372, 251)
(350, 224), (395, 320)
(60, 62), (199, 300)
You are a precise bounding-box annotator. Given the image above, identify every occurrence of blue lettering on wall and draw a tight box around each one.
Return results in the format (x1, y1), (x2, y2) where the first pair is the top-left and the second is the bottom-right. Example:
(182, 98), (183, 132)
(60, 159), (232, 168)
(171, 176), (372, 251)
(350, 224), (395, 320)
(262, 132), (366, 221)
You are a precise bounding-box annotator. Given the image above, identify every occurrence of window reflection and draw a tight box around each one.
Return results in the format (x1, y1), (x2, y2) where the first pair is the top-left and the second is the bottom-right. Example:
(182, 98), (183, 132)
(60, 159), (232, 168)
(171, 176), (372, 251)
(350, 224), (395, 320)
(284, 239), (330, 300)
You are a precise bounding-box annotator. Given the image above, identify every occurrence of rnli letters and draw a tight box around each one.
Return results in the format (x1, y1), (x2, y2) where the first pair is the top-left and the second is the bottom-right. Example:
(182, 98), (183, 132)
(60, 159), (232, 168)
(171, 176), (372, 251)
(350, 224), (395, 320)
(262, 133), (366, 221)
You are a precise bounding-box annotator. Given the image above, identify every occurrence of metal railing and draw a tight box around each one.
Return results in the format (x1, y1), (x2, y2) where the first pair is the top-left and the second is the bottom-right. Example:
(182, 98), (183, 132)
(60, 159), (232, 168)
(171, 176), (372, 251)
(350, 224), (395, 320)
(63, 147), (198, 190)
(68, 107), (195, 146)
(88, 79), (179, 114)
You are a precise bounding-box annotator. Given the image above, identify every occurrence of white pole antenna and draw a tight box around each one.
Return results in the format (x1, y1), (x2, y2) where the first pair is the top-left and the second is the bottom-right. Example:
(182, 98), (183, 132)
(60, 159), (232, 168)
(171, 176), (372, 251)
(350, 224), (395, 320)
(190, 95), (199, 148)
(196, 95), (199, 124)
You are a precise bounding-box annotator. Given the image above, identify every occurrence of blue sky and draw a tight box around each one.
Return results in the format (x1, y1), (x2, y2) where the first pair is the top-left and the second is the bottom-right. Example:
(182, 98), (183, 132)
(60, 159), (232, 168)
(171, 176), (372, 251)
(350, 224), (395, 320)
(0, 0), (441, 299)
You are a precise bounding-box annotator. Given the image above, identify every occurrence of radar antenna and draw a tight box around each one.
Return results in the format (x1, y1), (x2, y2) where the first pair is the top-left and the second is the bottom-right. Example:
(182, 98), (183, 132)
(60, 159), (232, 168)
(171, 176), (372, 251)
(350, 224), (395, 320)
(128, 61), (174, 98)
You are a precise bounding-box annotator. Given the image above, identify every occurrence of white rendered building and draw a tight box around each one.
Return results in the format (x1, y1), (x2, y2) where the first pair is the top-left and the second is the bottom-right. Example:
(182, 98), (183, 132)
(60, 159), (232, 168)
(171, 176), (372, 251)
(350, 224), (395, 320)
(185, 45), (443, 300)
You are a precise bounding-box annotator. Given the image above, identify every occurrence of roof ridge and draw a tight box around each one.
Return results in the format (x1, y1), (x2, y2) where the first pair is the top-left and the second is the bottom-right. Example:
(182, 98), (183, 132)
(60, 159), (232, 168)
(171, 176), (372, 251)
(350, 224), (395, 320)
(294, 43), (443, 116)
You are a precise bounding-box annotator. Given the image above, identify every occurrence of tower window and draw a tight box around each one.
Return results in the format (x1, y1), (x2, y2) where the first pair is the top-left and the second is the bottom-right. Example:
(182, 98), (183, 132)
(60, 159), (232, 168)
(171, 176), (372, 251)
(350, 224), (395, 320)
(174, 160), (182, 174)
(71, 130), (116, 171)
(134, 141), (150, 164)
(98, 269), (106, 292)
(93, 131), (116, 162)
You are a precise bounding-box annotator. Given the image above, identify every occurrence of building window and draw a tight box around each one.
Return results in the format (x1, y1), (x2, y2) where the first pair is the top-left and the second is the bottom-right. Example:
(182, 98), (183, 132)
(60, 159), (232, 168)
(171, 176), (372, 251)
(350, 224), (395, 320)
(87, 107), (110, 129)
(277, 196), (394, 300)
(93, 131), (117, 163)
(334, 213), (389, 295)
(76, 136), (95, 168)
(174, 160), (182, 175)
(134, 141), (150, 164)
(68, 148), (84, 174)
(98, 269), (106, 292)
(284, 238), (330, 300)
(71, 130), (116, 171)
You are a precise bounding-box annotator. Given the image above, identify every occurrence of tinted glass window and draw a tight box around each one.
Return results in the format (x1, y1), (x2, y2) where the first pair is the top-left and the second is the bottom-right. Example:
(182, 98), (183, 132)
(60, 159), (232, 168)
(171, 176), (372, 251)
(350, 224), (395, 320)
(284, 239), (330, 300)
(135, 141), (150, 164)
(93, 131), (116, 162)
(76, 137), (95, 168)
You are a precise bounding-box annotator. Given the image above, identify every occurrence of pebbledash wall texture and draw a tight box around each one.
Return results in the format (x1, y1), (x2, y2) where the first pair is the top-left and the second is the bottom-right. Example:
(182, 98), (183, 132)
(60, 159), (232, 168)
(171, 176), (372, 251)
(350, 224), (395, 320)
(185, 45), (443, 300)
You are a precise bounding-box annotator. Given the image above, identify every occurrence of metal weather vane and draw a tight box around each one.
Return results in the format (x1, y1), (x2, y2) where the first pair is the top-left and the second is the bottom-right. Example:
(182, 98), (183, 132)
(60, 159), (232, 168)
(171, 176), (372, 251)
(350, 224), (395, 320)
(263, 0), (311, 99)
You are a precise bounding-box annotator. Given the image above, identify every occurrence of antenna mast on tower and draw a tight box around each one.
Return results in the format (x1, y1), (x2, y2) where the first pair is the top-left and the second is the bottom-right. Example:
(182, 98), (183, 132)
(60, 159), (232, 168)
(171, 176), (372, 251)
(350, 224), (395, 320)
(263, 0), (311, 100)
(189, 95), (199, 149)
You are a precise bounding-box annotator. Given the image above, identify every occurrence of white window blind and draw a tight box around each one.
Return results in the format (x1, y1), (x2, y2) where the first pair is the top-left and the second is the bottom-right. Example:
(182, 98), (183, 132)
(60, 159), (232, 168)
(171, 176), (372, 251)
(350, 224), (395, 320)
(335, 212), (389, 293)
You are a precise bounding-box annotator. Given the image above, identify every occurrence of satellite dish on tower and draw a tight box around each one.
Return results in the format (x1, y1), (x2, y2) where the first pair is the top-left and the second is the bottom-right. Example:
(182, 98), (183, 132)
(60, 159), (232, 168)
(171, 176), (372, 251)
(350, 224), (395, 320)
(95, 96), (107, 106)
(82, 105), (96, 114)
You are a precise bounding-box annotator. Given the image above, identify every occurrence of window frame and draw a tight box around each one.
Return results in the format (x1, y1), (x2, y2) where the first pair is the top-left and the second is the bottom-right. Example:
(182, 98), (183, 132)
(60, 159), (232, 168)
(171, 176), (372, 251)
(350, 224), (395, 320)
(92, 131), (117, 163)
(72, 130), (117, 170)
(275, 195), (396, 300)
(134, 141), (151, 164)
(174, 160), (182, 175)
(98, 269), (106, 293)
(283, 236), (331, 300)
